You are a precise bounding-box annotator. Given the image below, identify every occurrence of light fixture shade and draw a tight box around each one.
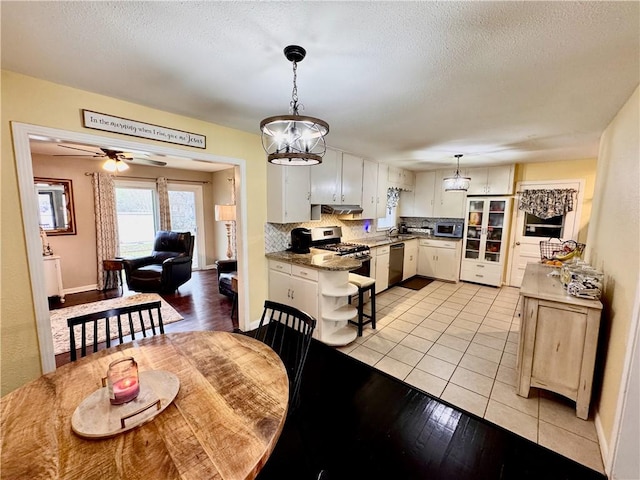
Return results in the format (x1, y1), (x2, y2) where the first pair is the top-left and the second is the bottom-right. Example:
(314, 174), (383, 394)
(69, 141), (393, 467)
(215, 204), (236, 222)
(261, 115), (329, 165)
(443, 154), (470, 192)
(443, 175), (471, 192)
(102, 158), (129, 172)
(261, 45), (329, 166)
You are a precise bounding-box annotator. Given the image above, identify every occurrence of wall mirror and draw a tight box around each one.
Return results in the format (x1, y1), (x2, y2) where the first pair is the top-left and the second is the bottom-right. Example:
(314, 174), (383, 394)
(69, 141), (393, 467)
(34, 177), (76, 235)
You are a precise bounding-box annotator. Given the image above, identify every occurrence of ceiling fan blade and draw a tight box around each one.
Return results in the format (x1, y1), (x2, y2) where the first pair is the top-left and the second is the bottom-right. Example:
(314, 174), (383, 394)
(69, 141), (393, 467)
(58, 144), (103, 155)
(125, 157), (168, 167)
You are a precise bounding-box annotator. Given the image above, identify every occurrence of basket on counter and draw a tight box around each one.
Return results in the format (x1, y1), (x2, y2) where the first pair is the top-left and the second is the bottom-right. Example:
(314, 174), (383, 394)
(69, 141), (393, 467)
(540, 238), (585, 263)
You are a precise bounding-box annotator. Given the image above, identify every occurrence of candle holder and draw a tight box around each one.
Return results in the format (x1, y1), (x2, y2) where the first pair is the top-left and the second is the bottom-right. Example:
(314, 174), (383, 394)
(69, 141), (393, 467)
(107, 357), (140, 405)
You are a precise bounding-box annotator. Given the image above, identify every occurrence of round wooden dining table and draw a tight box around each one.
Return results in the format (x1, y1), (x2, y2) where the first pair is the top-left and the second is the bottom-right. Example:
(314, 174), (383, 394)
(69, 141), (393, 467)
(1, 331), (289, 479)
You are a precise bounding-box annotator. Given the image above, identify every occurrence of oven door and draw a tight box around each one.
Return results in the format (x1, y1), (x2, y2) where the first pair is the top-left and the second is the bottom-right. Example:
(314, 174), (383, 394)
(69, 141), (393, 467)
(350, 256), (371, 277)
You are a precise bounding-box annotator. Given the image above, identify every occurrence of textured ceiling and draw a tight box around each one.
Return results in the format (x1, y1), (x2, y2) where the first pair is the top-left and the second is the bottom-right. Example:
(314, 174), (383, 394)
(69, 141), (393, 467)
(2, 1), (639, 170)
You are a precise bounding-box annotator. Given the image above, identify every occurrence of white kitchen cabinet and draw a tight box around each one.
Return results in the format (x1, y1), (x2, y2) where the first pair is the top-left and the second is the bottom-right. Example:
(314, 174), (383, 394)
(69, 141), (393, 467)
(399, 190), (415, 217)
(387, 166), (403, 186)
(433, 169), (466, 218)
(466, 165), (515, 195)
(417, 239), (461, 282)
(268, 261), (318, 319)
(267, 163), (311, 223)
(341, 153), (364, 205)
(43, 255), (65, 302)
(361, 159), (379, 219)
(374, 245), (390, 293)
(402, 169), (415, 189)
(310, 148), (342, 204)
(460, 197), (511, 287)
(402, 239), (418, 280)
(376, 163), (389, 218)
(310, 149), (363, 205)
(413, 171), (436, 217)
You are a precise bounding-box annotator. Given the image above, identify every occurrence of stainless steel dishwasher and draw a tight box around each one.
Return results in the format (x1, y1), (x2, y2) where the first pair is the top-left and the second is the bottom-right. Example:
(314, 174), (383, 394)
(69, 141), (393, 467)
(388, 243), (405, 286)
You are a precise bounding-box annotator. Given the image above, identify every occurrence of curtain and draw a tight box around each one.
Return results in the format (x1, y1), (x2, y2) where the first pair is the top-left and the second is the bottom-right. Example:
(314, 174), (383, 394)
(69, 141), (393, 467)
(157, 177), (172, 231)
(518, 189), (576, 219)
(92, 173), (119, 290)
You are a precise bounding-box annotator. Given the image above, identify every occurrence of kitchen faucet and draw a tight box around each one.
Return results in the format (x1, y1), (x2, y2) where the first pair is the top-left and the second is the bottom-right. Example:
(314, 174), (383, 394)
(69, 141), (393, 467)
(387, 227), (399, 237)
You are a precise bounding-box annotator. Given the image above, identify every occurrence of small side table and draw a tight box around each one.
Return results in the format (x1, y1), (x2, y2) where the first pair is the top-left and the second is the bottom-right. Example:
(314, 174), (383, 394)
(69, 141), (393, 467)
(103, 259), (124, 292)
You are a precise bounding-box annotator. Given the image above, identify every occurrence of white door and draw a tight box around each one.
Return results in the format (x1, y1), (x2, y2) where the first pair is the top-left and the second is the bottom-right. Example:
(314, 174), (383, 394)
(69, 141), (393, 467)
(507, 180), (583, 287)
(168, 183), (205, 269)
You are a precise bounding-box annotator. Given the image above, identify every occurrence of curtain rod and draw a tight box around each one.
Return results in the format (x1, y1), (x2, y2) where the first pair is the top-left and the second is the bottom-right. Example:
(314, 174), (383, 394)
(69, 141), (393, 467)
(84, 173), (209, 184)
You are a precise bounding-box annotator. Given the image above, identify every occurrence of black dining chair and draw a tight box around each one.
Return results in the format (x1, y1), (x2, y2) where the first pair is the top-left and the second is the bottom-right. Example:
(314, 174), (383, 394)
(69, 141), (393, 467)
(67, 301), (164, 361)
(253, 300), (316, 411)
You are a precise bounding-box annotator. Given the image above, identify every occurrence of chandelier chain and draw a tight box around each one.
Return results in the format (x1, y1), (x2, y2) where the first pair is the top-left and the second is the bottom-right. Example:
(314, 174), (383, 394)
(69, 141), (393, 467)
(290, 61), (300, 115)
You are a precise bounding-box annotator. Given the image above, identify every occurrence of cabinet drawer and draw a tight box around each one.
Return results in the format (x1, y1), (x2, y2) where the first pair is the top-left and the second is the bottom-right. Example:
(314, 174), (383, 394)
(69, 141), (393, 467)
(269, 260), (291, 274)
(460, 262), (501, 284)
(292, 265), (319, 281)
(376, 245), (390, 256)
(419, 239), (457, 249)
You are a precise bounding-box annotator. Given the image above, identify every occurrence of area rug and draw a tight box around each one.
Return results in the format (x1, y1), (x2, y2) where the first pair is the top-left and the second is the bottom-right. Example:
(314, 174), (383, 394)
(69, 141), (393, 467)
(50, 293), (183, 355)
(398, 276), (434, 291)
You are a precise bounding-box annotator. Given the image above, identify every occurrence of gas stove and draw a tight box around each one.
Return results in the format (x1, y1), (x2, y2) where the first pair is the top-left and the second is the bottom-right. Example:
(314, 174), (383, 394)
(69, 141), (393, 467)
(309, 226), (370, 259)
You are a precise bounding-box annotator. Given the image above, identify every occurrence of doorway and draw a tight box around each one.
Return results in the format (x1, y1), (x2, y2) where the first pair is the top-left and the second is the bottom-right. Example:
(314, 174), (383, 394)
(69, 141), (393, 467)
(13, 122), (247, 373)
(506, 180), (584, 287)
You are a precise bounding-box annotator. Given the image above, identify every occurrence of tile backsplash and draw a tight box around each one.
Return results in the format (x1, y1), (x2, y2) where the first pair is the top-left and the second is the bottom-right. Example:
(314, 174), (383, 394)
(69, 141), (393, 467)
(264, 215), (464, 253)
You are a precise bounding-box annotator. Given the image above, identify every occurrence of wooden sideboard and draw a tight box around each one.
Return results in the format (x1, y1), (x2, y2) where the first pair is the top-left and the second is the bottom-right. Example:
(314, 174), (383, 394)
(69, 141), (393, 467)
(517, 263), (603, 419)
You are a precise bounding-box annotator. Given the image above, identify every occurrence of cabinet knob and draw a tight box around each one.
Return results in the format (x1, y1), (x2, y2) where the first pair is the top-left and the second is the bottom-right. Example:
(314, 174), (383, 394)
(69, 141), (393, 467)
(342, 195), (345, 202)
(291, 290), (295, 300)
(515, 242), (521, 246)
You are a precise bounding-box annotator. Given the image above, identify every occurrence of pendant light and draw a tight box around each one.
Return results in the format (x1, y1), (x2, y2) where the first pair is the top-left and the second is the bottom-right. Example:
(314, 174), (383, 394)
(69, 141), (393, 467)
(443, 154), (470, 192)
(260, 45), (329, 165)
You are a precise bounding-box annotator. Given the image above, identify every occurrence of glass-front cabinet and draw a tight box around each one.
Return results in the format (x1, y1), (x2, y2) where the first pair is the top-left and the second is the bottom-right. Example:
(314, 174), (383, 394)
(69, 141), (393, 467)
(460, 197), (511, 286)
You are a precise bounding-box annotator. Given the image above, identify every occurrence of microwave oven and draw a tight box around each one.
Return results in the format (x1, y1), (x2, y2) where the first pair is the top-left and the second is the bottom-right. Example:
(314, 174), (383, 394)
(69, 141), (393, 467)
(434, 221), (463, 238)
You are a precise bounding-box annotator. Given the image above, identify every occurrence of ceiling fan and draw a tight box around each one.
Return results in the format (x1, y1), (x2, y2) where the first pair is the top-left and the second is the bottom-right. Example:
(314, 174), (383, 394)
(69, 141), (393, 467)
(55, 144), (167, 168)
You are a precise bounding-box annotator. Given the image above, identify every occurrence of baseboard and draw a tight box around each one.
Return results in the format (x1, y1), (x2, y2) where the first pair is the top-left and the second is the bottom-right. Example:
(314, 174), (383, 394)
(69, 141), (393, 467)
(594, 411), (611, 476)
(63, 284), (98, 295)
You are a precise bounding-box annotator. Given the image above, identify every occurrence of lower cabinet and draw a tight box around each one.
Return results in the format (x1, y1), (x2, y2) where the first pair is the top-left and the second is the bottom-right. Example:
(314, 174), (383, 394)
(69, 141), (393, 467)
(268, 260), (357, 346)
(374, 245), (390, 293)
(402, 239), (418, 280)
(417, 239), (461, 282)
(268, 261), (318, 319)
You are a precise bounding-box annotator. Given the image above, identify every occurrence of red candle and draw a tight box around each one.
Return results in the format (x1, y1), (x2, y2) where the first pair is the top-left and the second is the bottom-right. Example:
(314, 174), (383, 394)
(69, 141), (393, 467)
(107, 357), (140, 405)
(112, 376), (139, 404)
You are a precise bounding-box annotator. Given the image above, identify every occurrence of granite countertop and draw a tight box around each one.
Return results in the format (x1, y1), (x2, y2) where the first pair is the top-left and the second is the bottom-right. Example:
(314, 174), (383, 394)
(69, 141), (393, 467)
(266, 251), (362, 271)
(351, 234), (462, 247)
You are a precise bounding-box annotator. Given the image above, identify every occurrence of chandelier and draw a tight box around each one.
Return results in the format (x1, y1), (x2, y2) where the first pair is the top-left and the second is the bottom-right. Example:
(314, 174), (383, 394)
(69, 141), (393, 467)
(443, 154), (470, 192)
(260, 45), (329, 165)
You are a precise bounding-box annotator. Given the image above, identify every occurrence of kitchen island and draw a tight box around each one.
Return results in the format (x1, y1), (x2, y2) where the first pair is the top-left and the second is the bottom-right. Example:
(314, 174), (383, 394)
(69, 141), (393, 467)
(265, 251), (362, 346)
(517, 263), (603, 419)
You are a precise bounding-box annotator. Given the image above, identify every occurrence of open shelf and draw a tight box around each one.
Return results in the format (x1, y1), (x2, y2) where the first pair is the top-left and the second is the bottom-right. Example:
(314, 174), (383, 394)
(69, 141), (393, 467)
(323, 305), (358, 322)
(320, 326), (358, 346)
(322, 283), (358, 298)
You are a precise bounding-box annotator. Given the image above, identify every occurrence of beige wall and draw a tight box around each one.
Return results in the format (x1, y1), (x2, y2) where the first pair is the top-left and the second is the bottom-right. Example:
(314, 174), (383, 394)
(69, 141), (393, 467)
(515, 158), (597, 244)
(1, 70), (267, 395)
(587, 86), (640, 453)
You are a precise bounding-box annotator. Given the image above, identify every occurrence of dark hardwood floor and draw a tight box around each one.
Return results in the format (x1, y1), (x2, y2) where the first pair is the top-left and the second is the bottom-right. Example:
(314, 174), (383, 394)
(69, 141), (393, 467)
(50, 270), (236, 367)
(257, 339), (607, 480)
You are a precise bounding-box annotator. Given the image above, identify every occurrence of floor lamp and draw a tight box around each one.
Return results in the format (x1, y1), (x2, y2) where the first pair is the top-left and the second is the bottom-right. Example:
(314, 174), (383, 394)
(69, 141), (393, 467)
(215, 204), (236, 259)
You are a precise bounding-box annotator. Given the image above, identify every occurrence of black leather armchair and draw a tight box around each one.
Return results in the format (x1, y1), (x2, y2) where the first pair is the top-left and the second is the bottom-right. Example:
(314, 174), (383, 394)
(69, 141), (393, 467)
(122, 231), (194, 293)
(215, 259), (237, 298)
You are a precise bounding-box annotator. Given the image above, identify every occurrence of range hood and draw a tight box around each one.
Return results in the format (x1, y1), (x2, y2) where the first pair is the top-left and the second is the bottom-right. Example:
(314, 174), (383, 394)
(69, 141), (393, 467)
(321, 204), (363, 215)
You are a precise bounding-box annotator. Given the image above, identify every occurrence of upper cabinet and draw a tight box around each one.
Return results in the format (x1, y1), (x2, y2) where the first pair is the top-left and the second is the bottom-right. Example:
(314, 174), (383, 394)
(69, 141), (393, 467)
(267, 163), (312, 223)
(466, 165), (515, 196)
(341, 153), (364, 205)
(361, 159), (379, 220)
(310, 148), (363, 205)
(408, 170), (464, 218)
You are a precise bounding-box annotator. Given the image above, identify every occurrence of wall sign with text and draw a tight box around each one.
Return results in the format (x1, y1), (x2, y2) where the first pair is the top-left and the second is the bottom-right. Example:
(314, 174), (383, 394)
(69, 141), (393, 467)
(82, 110), (206, 149)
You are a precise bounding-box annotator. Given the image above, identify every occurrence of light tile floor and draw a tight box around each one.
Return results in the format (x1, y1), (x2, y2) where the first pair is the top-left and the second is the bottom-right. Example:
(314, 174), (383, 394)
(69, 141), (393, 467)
(338, 280), (605, 474)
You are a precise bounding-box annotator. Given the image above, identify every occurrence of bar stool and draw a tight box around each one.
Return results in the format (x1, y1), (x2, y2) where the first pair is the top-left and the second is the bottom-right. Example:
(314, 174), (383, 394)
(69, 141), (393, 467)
(348, 273), (376, 336)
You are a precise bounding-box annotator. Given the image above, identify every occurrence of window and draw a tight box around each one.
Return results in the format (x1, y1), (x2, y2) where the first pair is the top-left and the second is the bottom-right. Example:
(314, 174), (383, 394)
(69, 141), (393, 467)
(376, 205), (397, 231)
(523, 212), (564, 238)
(115, 182), (158, 258)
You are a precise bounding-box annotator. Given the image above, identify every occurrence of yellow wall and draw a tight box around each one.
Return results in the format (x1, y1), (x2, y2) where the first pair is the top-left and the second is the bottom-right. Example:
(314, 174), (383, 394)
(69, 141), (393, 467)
(515, 158), (597, 244)
(587, 86), (640, 453)
(1, 70), (268, 395)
